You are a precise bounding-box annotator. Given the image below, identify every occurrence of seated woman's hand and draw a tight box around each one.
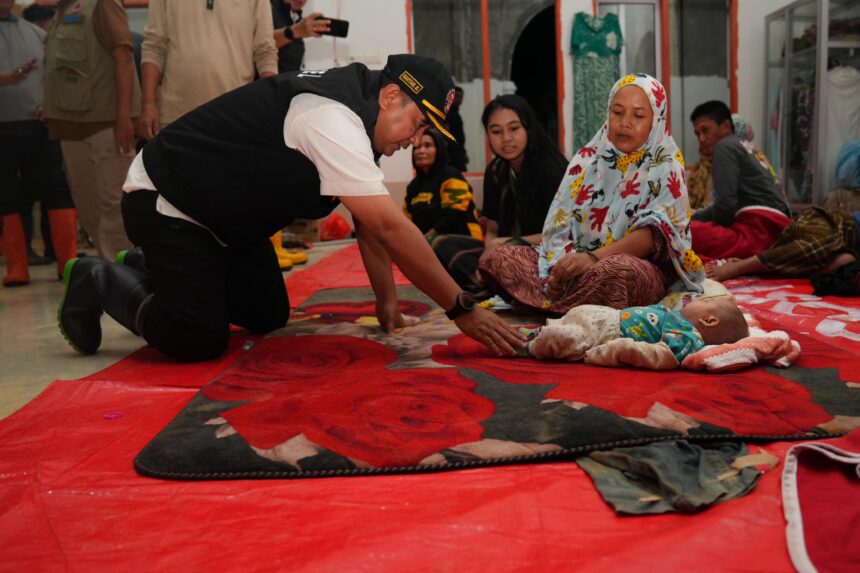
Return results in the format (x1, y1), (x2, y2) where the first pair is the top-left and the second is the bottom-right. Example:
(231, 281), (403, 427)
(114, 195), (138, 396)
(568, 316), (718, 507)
(486, 236), (510, 253)
(477, 236), (510, 266)
(546, 252), (595, 299)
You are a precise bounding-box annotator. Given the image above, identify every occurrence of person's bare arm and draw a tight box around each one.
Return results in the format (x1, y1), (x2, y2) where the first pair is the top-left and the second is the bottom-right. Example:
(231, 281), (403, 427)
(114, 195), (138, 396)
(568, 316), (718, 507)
(593, 226), (654, 259)
(478, 223), (541, 262)
(139, 62), (161, 139)
(111, 46), (135, 154)
(354, 217), (418, 332)
(519, 232), (542, 244)
(341, 194), (525, 355)
(253, 0), (277, 78)
(0, 59), (37, 86)
(478, 219), (502, 263)
(482, 218), (499, 246)
(140, 0), (166, 139)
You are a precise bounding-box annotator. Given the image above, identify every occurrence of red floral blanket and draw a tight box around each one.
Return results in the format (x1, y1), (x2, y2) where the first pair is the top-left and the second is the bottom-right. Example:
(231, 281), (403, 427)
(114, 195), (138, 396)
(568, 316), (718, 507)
(135, 286), (860, 479)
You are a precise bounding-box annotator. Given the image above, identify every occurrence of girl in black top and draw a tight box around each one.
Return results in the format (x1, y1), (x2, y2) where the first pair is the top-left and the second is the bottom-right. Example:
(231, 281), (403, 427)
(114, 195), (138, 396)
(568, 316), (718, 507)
(434, 94), (567, 292)
(404, 129), (482, 243)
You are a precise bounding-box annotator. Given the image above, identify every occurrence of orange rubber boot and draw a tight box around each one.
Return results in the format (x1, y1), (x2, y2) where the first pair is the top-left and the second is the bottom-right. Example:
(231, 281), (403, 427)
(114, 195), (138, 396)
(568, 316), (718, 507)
(1, 213), (30, 287)
(48, 208), (79, 280)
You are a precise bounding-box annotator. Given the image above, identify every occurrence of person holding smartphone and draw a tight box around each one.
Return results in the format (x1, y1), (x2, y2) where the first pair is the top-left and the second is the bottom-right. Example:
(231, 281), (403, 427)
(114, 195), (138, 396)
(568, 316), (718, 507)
(272, 0), (331, 73)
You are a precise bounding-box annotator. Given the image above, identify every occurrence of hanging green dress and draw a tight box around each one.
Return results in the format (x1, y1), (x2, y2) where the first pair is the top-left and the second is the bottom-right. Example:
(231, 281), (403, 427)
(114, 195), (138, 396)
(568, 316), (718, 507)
(571, 12), (623, 152)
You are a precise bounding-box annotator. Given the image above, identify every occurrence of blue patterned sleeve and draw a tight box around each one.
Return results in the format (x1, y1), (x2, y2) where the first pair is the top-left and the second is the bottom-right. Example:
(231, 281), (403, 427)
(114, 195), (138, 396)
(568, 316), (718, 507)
(661, 329), (705, 362)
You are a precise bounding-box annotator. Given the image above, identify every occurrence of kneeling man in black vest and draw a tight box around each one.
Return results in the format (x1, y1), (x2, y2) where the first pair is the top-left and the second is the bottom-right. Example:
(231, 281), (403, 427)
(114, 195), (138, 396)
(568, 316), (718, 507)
(58, 54), (525, 362)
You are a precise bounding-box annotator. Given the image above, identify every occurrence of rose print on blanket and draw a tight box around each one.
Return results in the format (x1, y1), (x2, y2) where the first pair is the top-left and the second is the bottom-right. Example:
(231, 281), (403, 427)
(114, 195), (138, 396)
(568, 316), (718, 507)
(433, 333), (831, 435)
(135, 287), (860, 479)
(203, 336), (495, 467)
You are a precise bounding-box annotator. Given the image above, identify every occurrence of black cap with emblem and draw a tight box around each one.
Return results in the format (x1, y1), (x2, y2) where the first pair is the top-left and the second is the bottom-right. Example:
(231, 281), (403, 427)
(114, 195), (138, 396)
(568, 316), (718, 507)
(382, 54), (457, 142)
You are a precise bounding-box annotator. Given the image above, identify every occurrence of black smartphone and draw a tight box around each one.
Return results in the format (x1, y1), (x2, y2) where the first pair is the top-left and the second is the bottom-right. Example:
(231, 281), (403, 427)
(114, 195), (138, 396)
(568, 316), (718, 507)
(320, 17), (349, 38)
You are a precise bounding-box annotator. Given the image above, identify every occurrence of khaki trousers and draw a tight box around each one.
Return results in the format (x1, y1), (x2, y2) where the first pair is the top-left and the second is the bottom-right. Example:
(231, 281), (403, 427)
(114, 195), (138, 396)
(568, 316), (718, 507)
(61, 127), (133, 260)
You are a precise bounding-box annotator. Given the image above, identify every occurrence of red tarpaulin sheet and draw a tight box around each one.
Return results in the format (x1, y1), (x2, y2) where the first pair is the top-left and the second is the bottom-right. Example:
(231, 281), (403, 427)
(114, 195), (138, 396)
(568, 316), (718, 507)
(1, 245), (858, 572)
(284, 243), (410, 309)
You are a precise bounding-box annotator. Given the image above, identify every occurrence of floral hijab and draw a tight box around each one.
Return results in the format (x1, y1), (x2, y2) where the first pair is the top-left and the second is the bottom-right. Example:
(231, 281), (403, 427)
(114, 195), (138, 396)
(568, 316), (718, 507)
(539, 73), (704, 295)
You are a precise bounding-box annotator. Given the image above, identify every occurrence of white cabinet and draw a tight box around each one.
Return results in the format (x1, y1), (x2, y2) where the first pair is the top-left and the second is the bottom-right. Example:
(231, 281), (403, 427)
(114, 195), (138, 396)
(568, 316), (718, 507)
(765, 0), (860, 208)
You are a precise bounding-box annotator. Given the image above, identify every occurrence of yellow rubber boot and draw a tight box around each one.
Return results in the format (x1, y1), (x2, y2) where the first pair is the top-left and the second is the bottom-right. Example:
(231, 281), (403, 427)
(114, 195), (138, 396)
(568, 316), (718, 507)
(270, 231), (308, 266)
(270, 232), (293, 270)
(283, 249), (308, 265)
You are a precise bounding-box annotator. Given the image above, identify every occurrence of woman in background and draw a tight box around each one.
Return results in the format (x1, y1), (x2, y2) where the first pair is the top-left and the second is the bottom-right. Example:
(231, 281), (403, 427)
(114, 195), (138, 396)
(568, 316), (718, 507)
(404, 129), (482, 244)
(480, 74), (704, 314)
(433, 94), (567, 293)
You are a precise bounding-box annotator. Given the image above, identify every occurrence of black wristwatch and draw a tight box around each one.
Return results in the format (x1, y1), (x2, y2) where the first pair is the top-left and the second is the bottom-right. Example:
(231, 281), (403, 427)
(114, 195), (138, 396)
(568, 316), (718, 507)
(445, 291), (476, 320)
(284, 25), (295, 40)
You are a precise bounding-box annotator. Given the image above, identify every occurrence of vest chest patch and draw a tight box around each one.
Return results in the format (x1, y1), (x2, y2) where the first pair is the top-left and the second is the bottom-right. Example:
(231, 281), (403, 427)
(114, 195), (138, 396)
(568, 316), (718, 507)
(411, 192), (434, 206)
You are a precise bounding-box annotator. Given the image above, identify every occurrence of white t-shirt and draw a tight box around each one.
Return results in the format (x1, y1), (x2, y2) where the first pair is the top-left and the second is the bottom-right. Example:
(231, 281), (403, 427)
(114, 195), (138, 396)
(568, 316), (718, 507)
(283, 92), (388, 197)
(123, 93), (389, 238)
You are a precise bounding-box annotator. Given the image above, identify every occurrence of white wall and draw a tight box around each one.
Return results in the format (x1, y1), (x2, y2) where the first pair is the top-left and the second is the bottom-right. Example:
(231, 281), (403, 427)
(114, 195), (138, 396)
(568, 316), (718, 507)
(301, 0), (409, 70)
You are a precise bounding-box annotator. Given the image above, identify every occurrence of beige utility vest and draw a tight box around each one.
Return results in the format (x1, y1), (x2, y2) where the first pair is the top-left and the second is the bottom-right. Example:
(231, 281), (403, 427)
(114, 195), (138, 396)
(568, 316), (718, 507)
(43, 0), (140, 123)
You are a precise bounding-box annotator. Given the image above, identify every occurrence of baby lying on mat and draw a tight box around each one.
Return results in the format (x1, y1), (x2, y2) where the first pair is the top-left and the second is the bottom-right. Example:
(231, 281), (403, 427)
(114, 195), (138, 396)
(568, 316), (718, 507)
(518, 298), (749, 370)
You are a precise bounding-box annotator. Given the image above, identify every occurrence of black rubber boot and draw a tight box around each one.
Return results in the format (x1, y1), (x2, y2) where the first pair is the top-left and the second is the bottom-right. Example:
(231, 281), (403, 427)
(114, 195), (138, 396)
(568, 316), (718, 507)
(58, 260), (153, 354)
(58, 258), (107, 354)
(115, 247), (147, 275)
(90, 263), (153, 336)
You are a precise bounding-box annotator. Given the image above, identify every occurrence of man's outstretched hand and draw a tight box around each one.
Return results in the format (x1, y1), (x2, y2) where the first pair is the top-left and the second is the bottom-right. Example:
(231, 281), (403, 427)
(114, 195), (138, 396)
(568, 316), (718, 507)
(454, 306), (526, 356)
(376, 298), (420, 333)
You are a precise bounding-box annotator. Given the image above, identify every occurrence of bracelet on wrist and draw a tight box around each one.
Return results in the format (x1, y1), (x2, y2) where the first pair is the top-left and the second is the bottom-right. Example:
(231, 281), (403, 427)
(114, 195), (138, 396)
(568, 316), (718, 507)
(585, 251), (600, 263)
(445, 291), (476, 320)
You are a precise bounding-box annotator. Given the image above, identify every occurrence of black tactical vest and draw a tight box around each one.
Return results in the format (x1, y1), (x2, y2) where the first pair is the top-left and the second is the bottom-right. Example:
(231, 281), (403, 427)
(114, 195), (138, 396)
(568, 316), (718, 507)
(142, 64), (382, 247)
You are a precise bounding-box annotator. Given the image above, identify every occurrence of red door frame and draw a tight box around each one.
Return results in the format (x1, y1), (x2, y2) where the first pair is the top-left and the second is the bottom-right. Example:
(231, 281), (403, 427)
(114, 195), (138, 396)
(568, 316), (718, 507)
(481, 0), (492, 166)
(729, 0), (739, 111)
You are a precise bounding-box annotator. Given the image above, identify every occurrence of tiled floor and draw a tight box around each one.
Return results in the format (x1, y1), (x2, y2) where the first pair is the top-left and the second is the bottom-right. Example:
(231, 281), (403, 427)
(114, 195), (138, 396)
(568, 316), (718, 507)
(0, 239), (349, 420)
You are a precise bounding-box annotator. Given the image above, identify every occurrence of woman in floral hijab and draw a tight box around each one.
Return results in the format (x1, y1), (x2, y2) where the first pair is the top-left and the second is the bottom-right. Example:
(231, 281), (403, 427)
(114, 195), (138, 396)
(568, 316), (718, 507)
(479, 74), (704, 314)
